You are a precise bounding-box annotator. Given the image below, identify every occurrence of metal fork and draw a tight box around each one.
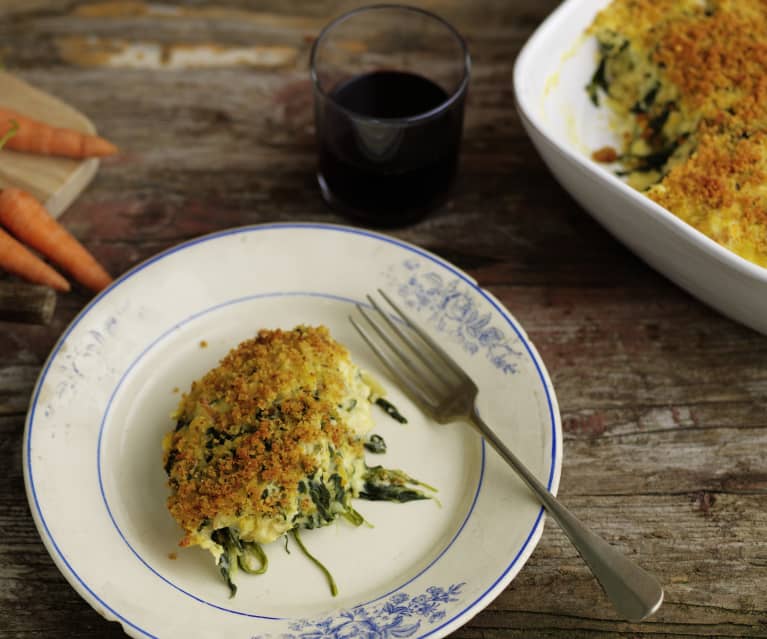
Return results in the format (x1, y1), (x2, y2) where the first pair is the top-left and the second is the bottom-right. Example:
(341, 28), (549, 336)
(350, 289), (664, 622)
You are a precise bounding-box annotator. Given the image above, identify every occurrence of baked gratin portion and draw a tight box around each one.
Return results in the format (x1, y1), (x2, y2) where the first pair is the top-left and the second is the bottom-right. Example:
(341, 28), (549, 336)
(162, 325), (431, 597)
(587, 0), (767, 268)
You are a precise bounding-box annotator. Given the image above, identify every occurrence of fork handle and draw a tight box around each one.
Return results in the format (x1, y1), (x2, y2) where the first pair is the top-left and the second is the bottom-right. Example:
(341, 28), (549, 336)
(469, 408), (664, 622)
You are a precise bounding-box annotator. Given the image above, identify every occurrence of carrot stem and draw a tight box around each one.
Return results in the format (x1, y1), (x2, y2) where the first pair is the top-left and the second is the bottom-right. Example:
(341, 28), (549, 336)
(0, 119), (18, 150)
(0, 108), (117, 158)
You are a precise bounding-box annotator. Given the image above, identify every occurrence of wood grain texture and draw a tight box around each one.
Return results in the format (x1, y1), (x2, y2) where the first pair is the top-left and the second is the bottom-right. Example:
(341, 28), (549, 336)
(1, 1), (766, 638)
(0, 282), (56, 324)
(0, 70), (100, 218)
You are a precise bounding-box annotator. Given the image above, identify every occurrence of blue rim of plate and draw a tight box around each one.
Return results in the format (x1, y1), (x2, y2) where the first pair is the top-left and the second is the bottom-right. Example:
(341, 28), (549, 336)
(24, 222), (560, 639)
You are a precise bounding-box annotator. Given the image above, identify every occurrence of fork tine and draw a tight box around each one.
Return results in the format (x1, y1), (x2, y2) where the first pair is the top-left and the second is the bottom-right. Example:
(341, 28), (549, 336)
(377, 288), (469, 382)
(349, 313), (438, 411)
(365, 294), (455, 389)
(355, 304), (444, 400)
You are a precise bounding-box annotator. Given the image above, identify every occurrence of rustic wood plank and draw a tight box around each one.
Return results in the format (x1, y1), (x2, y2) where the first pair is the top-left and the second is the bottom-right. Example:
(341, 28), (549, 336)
(0, 365), (40, 416)
(0, 282), (57, 325)
(1, 0), (766, 637)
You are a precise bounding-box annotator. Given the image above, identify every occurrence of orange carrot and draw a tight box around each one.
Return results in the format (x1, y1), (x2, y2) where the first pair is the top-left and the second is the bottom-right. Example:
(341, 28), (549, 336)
(0, 188), (112, 292)
(0, 226), (70, 292)
(0, 107), (117, 158)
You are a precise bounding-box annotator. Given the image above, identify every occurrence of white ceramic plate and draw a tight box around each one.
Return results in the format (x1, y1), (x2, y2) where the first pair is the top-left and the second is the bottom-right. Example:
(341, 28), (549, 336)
(24, 224), (561, 639)
(514, 0), (767, 335)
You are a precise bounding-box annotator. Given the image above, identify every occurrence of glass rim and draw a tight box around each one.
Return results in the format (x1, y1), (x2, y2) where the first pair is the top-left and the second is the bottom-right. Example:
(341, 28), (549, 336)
(309, 3), (471, 127)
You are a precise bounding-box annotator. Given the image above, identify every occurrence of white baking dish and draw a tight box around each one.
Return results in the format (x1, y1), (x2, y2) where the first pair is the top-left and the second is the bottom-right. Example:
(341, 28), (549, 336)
(514, 0), (767, 335)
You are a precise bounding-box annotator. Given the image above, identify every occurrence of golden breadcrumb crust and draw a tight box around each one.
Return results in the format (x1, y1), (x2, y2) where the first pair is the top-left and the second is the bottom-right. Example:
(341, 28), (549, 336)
(163, 326), (367, 546)
(589, 0), (767, 267)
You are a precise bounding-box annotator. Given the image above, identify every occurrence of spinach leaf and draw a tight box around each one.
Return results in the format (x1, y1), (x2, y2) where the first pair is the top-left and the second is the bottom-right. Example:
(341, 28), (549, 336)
(212, 528), (239, 598)
(239, 542), (268, 575)
(586, 56), (609, 106)
(364, 434), (387, 454)
(163, 449), (178, 476)
(631, 82), (659, 114)
(292, 529), (338, 597)
(361, 465), (436, 503)
(375, 398), (407, 424)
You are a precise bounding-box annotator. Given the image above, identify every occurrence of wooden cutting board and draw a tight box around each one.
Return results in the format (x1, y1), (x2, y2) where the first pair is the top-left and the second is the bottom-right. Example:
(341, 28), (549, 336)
(0, 71), (100, 219)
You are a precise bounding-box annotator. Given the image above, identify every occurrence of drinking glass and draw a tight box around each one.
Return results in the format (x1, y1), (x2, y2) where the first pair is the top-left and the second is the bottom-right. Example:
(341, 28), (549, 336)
(310, 5), (471, 227)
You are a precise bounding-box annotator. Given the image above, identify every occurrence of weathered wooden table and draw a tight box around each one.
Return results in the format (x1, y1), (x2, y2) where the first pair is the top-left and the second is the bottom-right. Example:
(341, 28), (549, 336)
(2, 1), (766, 637)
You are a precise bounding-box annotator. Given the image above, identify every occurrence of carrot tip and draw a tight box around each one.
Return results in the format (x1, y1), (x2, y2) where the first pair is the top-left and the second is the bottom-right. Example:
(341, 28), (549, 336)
(0, 187), (109, 293)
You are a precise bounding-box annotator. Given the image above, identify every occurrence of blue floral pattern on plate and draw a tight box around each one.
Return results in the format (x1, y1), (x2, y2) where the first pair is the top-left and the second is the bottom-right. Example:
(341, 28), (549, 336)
(251, 583), (465, 639)
(387, 260), (524, 374)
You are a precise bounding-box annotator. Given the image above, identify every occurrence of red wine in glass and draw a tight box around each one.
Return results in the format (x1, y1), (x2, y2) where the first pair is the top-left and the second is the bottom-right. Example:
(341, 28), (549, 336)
(316, 70), (465, 227)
